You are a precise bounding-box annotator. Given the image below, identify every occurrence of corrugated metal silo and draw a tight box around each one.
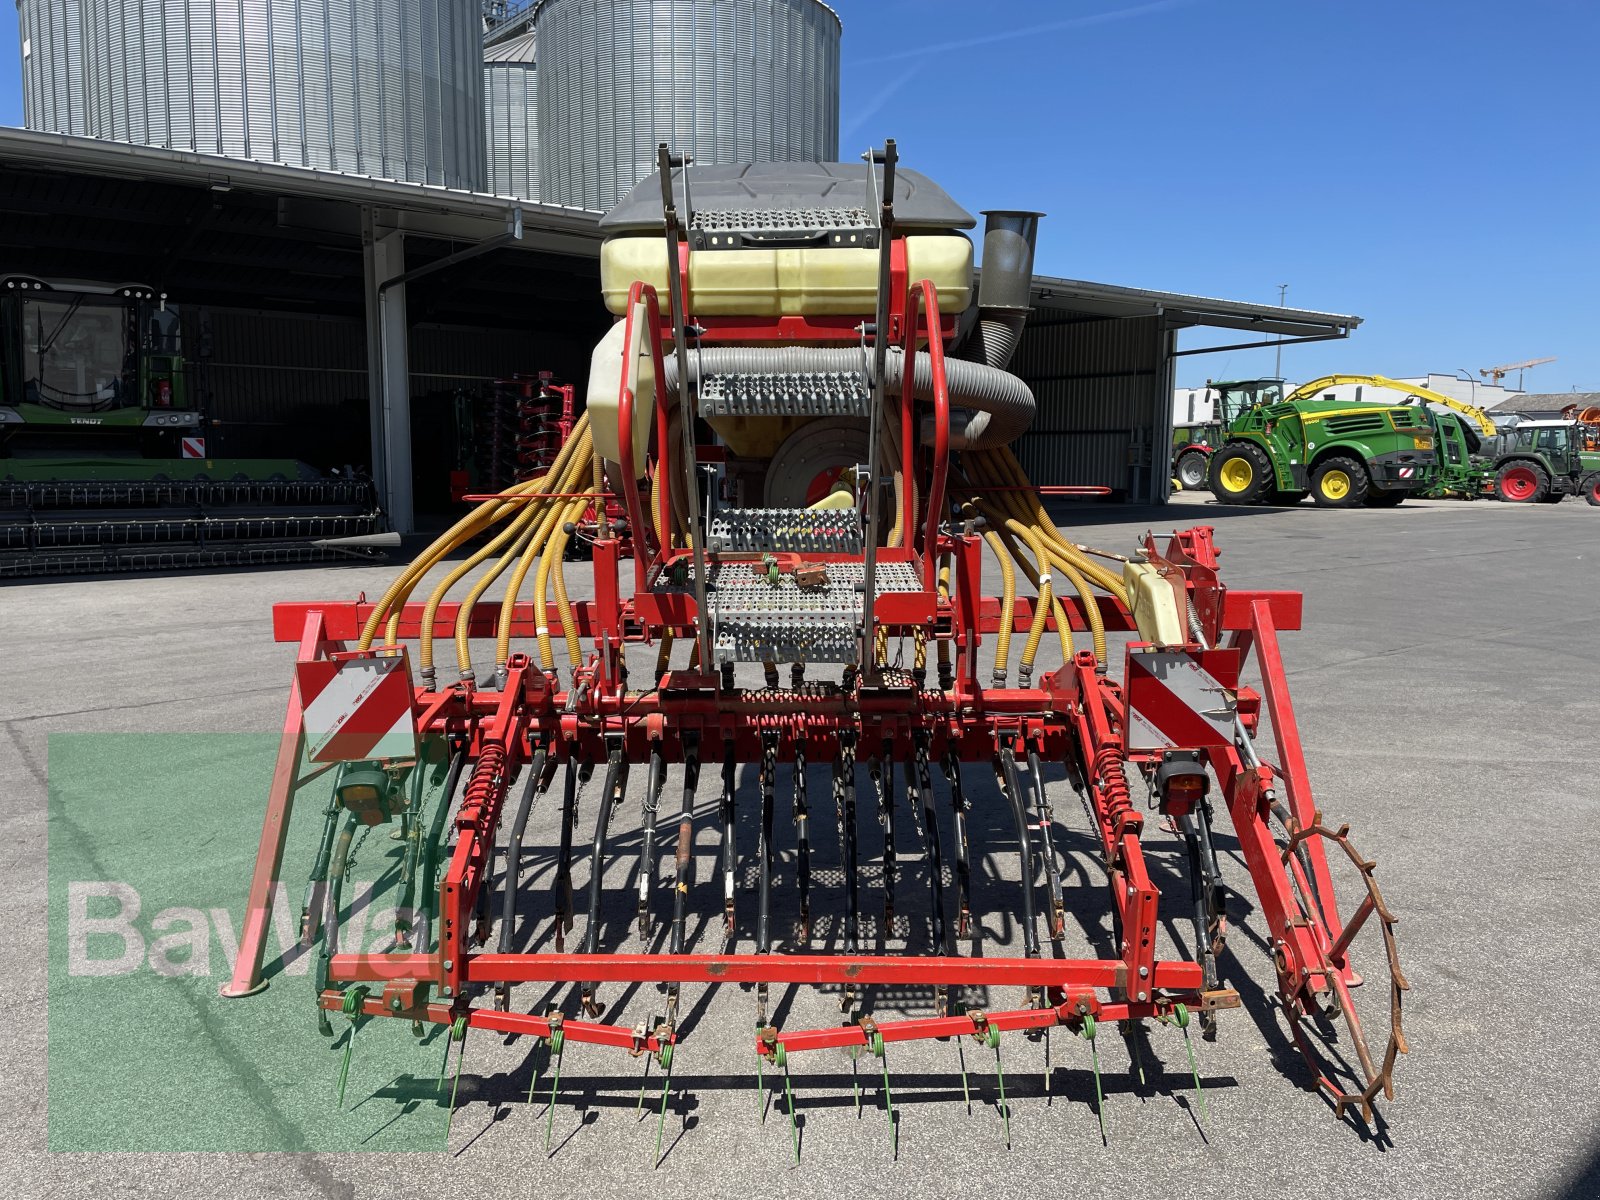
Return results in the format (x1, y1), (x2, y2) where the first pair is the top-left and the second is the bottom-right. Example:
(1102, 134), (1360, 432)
(17, 0), (89, 136)
(534, 0), (841, 212)
(484, 29), (539, 200)
(17, 0), (487, 189)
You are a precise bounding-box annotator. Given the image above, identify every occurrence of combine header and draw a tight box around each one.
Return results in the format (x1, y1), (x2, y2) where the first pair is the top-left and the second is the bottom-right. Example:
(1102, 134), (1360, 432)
(229, 147), (1407, 1157)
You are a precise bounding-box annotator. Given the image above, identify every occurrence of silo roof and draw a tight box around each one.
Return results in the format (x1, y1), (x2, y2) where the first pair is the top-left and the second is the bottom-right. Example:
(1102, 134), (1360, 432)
(484, 30), (537, 63)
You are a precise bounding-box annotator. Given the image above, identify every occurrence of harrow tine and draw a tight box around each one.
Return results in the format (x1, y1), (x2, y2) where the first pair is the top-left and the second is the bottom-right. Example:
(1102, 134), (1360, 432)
(1043, 1026), (1051, 1101)
(636, 741), (666, 941)
(957, 1040), (971, 1114)
(850, 1045), (863, 1114)
(793, 735), (811, 944)
(1025, 743), (1067, 939)
(551, 757), (581, 952)
(986, 1026), (1010, 1148)
(636, 1047), (651, 1116)
(525, 1034), (546, 1105)
(874, 1031), (896, 1155)
(940, 749), (973, 938)
(544, 1022), (566, 1152)
(335, 986), (368, 1109)
(837, 732), (861, 958)
(1081, 1014), (1107, 1143)
(669, 735), (701, 1014)
(1125, 1021), (1147, 1089)
(444, 1015), (467, 1149)
(653, 1043), (675, 1168)
(779, 1045), (800, 1164)
(719, 739), (737, 939)
(1165, 1003), (1209, 1122)
(997, 748), (1041, 961)
(580, 741), (628, 1012)
(757, 1038), (767, 1120)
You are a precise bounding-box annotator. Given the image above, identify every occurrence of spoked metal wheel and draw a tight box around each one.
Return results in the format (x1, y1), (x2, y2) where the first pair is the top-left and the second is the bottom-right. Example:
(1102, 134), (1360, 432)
(1271, 809), (1410, 1121)
(1178, 803), (1226, 1036)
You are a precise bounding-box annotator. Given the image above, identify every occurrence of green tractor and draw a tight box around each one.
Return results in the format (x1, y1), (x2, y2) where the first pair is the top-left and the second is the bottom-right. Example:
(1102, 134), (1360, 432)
(1477, 420), (1600, 505)
(1193, 378), (1437, 508)
(0, 274), (386, 577)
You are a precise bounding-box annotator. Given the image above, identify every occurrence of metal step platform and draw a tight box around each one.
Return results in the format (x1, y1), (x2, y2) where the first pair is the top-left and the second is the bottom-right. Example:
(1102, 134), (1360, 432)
(707, 559), (920, 665)
(698, 370), (870, 418)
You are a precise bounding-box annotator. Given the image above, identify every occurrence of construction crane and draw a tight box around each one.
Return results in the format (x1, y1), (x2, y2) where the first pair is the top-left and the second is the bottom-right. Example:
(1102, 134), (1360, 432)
(1480, 357), (1556, 388)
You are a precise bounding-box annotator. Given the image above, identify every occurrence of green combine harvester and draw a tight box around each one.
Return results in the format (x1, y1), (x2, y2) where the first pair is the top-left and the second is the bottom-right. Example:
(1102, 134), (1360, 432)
(1179, 378), (1437, 507)
(0, 275), (388, 577)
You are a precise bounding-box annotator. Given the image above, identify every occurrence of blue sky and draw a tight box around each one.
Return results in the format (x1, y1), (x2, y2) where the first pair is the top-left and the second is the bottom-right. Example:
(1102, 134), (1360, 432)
(3, 0), (1596, 391)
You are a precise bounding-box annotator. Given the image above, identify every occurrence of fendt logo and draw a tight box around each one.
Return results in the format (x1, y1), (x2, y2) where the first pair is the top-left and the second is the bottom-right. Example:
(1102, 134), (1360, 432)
(68, 417), (103, 425)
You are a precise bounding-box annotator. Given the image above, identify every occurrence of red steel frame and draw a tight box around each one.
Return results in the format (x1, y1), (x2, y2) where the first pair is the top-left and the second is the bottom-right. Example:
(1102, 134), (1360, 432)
(227, 255), (1357, 1073)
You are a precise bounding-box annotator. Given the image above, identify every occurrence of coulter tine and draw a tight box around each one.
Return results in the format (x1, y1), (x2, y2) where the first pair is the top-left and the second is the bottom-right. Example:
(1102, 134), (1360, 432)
(1025, 744), (1067, 939)
(720, 739), (737, 939)
(873, 740), (897, 932)
(757, 732), (777, 956)
(836, 733), (861, 956)
(998, 748), (1041, 960)
(499, 744), (550, 1005)
(669, 735), (701, 1012)
(941, 749), (973, 938)
(913, 734), (950, 1014)
(552, 757), (580, 952)
(793, 736), (811, 944)
(637, 742), (667, 941)
(581, 743), (628, 1011)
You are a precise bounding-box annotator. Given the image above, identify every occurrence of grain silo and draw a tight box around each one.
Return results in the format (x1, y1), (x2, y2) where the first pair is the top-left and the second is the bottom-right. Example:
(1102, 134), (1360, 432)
(16, 0), (486, 189)
(533, 0), (841, 212)
(484, 29), (539, 200)
(17, 0), (89, 136)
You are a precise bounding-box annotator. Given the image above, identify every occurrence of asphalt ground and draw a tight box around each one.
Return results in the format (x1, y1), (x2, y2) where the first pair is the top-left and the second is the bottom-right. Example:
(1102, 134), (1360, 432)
(4, 490), (1598, 1198)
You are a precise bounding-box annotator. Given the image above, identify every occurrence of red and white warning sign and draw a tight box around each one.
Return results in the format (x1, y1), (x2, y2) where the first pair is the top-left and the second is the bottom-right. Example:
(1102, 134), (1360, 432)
(181, 436), (206, 459)
(296, 651), (418, 763)
(1124, 648), (1240, 751)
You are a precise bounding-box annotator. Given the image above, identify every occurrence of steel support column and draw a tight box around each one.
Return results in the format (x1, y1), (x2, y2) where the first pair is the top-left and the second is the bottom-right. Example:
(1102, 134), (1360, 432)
(362, 208), (413, 533)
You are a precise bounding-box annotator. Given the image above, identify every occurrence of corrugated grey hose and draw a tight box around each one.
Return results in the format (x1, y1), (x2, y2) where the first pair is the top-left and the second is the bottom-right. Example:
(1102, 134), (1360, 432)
(658, 340), (1035, 451)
